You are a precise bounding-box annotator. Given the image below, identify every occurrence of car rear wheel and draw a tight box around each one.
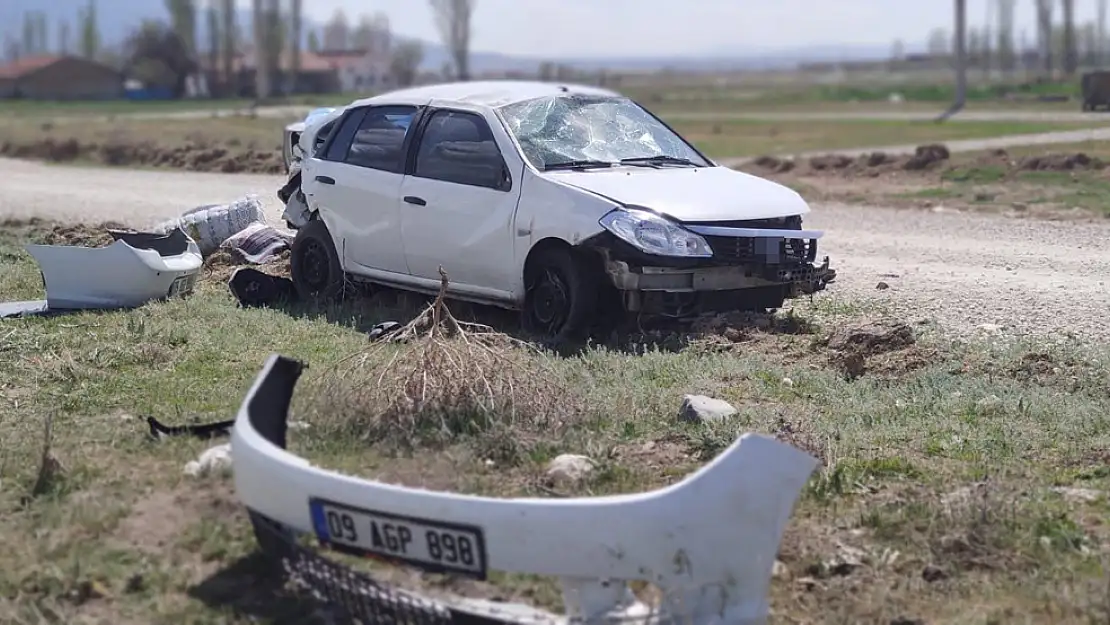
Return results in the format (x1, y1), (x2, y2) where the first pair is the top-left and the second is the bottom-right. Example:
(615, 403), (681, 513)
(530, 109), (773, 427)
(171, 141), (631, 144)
(522, 247), (597, 343)
(290, 218), (345, 301)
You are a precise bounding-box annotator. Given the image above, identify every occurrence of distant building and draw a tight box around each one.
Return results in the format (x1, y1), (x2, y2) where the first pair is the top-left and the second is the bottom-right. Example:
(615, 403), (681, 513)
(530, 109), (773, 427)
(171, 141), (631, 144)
(0, 55), (123, 100)
(202, 47), (393, 97)
(315, 49), (394, 93)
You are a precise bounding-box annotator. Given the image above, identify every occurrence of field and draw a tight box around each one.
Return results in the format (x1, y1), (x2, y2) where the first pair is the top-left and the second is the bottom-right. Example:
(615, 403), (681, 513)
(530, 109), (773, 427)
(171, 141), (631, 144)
(3, 75), (1110, 624)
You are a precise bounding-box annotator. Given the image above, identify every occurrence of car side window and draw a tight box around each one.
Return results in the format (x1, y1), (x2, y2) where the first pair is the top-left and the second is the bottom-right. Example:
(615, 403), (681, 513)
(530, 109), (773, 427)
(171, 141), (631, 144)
(321, 108), (367, 162)
(414, 110), (509, 190)
(343, 105), (419, 174)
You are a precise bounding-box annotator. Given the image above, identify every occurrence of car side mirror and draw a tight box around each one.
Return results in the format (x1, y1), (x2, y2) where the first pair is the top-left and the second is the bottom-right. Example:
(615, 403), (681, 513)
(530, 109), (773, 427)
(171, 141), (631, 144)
(497, 165), (512, 192)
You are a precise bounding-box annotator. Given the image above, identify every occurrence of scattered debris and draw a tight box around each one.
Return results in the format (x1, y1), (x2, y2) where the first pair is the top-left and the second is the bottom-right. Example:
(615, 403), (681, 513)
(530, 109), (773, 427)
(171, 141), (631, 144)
(184, 443), (233, 477)
(678, 394), (738, 423)
(155, 195), (267, 256)
(146, 415), (234, 440)
(228, 267), (297, 308)
(545, 454), (595, 487)
(220, 221), (295, 265)
(367, 321), (403, 341)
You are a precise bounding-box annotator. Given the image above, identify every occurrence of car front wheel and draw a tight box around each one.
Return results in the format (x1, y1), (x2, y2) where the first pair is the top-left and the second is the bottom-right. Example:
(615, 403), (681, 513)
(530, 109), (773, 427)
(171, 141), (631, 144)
(290, 218), (345, 301)
(521, 247), (598, 343)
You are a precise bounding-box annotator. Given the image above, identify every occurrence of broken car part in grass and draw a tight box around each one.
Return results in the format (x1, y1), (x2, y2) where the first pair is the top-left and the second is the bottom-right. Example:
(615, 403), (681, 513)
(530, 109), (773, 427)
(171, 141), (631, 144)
(232, 353), (818, 625)
(0, 226), (202, 319)
(1, 198), (299, 318)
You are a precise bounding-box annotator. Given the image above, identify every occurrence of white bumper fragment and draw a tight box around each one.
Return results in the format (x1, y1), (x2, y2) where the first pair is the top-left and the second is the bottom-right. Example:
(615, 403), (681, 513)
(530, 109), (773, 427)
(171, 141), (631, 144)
(24, 228), (202, 310)
(232, 354), (817, 625)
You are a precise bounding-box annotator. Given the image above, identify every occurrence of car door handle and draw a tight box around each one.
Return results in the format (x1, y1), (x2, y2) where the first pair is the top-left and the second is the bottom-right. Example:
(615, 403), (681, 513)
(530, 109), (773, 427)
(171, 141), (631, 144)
(315, 175), (335, 185)
(404, 196), (427, 206)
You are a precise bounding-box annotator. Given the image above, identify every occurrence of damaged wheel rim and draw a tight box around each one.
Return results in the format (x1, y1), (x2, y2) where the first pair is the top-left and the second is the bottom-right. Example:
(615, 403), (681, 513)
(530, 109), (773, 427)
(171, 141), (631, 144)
(301, 240), (329, 290)
(530, 270), (569, 336)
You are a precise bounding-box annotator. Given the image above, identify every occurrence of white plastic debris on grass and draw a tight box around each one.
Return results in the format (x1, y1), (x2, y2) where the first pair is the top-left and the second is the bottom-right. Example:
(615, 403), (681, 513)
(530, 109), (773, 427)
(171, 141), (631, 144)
(156, 195), (267, 256)
(22, 228), (202, 310)
(220, 221), (296, 265)
(184, 443), (233, 478)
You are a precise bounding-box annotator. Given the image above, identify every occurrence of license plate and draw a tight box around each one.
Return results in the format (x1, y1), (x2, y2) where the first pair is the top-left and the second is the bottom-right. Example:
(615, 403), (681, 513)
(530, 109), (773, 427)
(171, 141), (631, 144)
(309, 498), (488, 579)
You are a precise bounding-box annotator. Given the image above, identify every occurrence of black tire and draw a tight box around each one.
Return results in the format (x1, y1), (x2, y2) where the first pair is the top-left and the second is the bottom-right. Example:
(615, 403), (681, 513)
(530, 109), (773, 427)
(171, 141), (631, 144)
(290, 218), (345, 301)
(521, 247), (598, 343)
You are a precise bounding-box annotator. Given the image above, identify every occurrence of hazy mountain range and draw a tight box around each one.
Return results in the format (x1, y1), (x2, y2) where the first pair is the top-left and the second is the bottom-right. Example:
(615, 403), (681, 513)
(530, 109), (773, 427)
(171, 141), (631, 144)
(0, 1), (915, 72)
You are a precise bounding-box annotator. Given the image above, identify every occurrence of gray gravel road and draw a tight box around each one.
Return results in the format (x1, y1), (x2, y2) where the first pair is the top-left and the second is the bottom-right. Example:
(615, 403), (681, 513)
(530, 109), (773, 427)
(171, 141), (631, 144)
(2, 157), (1107, 343)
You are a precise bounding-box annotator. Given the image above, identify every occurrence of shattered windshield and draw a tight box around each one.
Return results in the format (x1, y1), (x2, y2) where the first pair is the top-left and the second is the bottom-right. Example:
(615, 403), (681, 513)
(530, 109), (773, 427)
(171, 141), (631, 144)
(498, 95), (712, 171)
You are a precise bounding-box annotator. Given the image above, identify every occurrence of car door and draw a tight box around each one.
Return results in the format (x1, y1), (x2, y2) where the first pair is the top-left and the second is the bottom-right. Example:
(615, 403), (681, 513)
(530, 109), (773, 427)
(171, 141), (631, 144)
(312, 104), (420, 275)
(398, 108), (523, 298)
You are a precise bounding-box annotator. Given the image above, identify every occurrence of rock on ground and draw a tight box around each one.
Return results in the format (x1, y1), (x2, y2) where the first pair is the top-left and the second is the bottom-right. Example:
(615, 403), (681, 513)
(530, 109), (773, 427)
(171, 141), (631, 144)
(678, 395), (738, 423)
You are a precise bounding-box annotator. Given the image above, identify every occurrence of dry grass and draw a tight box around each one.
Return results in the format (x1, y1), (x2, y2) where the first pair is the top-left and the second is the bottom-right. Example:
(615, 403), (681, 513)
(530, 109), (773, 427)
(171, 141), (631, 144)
(304, 269), (584, 453)
(2, 220), (1110, 623)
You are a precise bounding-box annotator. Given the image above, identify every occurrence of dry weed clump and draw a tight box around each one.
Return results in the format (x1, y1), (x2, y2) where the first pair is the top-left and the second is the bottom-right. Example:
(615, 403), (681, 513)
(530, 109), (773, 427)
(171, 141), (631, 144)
(306, 269), (584, 454)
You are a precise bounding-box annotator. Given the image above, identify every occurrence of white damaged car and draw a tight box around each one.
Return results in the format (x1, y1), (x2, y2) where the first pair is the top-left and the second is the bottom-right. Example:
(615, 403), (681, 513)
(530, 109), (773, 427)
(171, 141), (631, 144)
(278, 81), (835, 341)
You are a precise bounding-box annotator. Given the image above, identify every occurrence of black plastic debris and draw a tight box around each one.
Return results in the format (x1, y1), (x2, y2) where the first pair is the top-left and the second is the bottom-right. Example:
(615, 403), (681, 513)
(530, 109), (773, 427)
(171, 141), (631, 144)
(368, 321), (403, 341)
(146, 415), (234, 440)
(229, 267), (297, 308)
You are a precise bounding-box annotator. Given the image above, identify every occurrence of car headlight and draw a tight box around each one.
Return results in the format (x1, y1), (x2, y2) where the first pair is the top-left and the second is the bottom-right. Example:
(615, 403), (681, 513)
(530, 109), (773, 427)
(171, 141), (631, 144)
(599, 208), (713, 258)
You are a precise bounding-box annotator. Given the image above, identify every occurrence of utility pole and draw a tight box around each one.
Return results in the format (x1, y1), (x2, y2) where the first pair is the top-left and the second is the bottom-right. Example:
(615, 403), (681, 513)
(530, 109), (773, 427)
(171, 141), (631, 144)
(938, 0), (968, 122)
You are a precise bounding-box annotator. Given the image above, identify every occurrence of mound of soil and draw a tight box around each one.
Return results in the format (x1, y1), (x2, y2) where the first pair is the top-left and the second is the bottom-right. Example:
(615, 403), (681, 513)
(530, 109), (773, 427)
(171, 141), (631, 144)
(0, 137), (285, 175)
(1017, 152), (1105, 171)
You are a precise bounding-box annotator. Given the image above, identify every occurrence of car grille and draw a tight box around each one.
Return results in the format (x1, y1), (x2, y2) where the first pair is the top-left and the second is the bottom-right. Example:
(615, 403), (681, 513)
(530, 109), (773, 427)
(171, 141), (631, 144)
(684, 216), (815, 266)
(702, 235), (814, 265)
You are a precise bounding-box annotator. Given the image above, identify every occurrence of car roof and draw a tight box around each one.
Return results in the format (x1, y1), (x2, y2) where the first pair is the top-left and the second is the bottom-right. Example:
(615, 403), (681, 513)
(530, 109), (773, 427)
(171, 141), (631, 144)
(348, 80), (623, 110)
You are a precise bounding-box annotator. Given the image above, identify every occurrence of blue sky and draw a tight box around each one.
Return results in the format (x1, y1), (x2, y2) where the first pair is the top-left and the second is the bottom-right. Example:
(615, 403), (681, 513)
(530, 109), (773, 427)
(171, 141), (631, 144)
(258, 0), (1109, 57)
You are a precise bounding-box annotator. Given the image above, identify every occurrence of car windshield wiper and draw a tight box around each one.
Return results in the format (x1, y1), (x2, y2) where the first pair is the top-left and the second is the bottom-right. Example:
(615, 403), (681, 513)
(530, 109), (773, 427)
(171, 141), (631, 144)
(544, 159), (616, 171)
(620, 155), (701, 167)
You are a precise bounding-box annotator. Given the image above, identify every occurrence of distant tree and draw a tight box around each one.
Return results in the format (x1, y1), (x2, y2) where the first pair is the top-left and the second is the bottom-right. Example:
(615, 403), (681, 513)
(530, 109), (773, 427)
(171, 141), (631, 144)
(1062, 0), (1077, 75)
(389, 39), (424, 86)
(219, 0), (236, 93)
(59, 21), (72, 55)
(165, 0), (198, 58)
(323, 9), (350, 51)
(352, 12), (391, 55)
(429, 0), (475, 80)
(537, 61), (555, 81)
(290, 0), (302, 93)
(890, 39), (905, 61)
(125, 20), (198, 97)
(78, 1), (101, 60)
(3, 35), (19, 62)
(22, 13), (36, 55)
(307, 29), (320, 52)
(206, 1), (220, 76)
(926, 27), (949, 57)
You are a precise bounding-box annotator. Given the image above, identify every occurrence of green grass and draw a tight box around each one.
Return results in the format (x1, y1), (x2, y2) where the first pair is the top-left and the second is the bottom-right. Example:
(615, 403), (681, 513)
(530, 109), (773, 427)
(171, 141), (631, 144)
(2, 221), (1110, 623)
(669, 119), (1099, 157)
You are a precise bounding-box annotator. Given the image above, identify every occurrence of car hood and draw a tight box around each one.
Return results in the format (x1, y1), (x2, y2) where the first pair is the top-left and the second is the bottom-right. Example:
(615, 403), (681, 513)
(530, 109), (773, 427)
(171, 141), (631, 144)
(547, 166), (810, 222)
